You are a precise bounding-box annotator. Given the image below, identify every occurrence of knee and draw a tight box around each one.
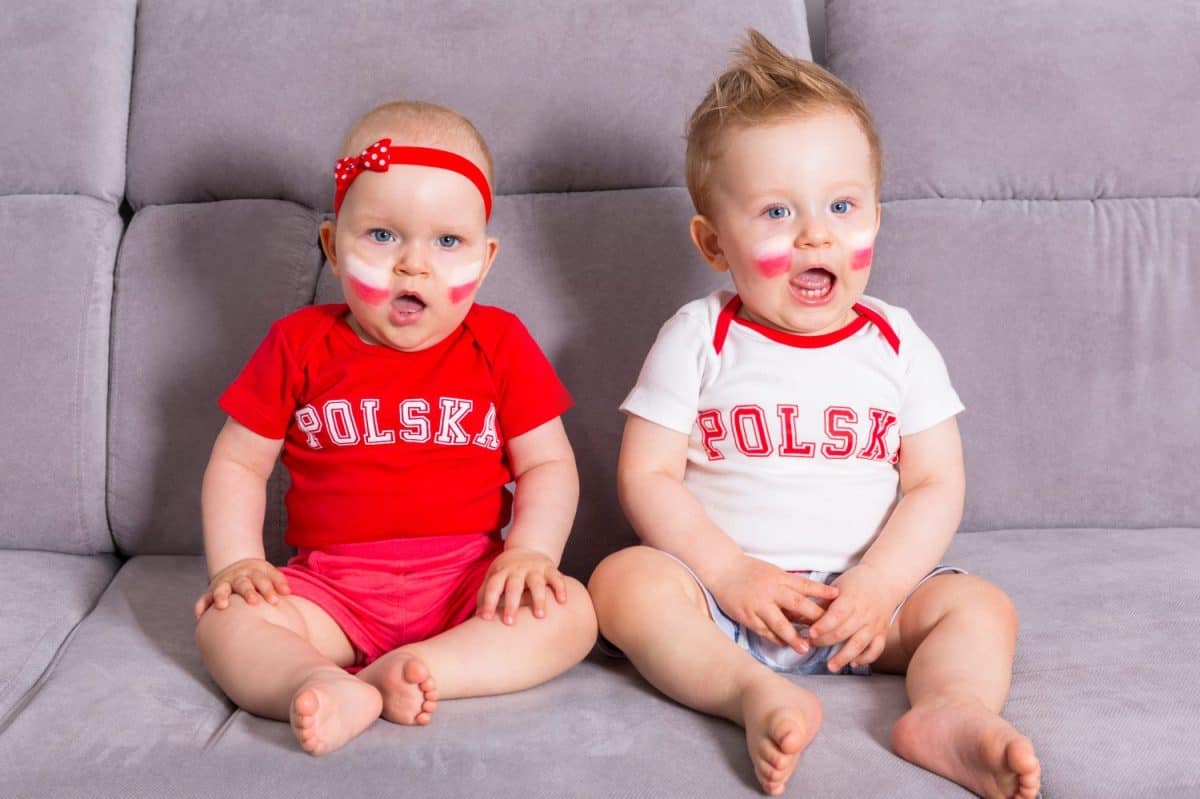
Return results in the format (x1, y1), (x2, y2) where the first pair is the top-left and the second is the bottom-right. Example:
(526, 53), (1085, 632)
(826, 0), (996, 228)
(555, 576), (599, 652)
(587, 546), (702, 629)
(194, 594), (303, 653)
(944, 574), (1019, 636)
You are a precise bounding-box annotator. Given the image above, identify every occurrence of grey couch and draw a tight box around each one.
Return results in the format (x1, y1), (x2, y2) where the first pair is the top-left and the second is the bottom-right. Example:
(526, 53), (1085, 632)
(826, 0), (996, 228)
(1, 1), (1197, 797)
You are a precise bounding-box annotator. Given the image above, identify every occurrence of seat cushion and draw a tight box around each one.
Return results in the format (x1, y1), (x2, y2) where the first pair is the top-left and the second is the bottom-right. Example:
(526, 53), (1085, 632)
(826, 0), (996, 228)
(0, 551), (118, 723)
(0, 529), (1195, 797)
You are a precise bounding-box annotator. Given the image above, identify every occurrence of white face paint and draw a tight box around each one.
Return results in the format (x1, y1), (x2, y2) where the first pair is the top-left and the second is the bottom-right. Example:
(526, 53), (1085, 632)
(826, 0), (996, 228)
(753, 235), (793, 261)
(444, 259), (483, 286)
(343, 251), (391, 289)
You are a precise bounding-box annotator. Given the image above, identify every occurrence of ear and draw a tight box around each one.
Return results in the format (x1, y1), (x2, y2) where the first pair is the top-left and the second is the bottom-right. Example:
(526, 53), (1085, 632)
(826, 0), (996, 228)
(319, 219), (340, 274)
(873, 201), (882, 237)
(474, 237), (501, 287)
(689, 214), (728, 273)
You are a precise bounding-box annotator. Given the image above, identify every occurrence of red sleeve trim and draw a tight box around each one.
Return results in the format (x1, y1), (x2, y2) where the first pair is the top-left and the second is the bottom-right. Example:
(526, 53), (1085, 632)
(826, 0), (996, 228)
(851, 303), (901, 355)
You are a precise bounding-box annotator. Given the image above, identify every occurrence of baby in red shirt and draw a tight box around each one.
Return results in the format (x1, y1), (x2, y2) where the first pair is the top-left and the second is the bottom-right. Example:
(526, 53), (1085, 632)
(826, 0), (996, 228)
(194, 100), (597, 756)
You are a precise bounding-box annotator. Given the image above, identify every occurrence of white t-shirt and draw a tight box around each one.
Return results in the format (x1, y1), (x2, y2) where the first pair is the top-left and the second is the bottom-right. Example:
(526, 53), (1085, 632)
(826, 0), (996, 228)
(621, 290), (964, 572)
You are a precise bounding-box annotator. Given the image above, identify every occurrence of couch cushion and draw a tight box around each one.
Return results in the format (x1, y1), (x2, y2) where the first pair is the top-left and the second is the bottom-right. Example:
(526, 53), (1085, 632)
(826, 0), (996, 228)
(0, 196), (121, 553)
(0, 551), (118, 725)
(865, 197), (1200, 532)
(826, 0), (1200, 201)
(1, 530), (1195, 798)
(0, 0), (134, 203)
(107, 201), (324, 558)
(126, 0), (810, 209)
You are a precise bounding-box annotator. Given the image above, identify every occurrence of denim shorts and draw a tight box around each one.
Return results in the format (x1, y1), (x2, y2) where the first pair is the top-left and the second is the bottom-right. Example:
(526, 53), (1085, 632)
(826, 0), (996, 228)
(666, 552), (966, 676)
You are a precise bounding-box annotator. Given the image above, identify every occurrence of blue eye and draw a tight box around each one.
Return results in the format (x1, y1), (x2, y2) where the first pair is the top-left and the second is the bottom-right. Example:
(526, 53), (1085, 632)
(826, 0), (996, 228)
(831, 200), (852, 214)
(368, 229), (394, 243)
(437, 235), (461, 248)
(765, 206), (791, 220)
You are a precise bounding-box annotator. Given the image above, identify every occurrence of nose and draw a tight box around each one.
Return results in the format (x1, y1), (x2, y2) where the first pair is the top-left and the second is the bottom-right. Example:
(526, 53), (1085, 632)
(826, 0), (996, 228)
(794, 210), (833, 248)
(392, 246), (430, 277)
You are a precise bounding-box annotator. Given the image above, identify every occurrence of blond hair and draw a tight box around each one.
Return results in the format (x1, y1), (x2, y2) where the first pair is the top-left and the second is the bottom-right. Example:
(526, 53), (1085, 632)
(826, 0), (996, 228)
(685, 30), (882, 214)
(340, 100), (495, 187)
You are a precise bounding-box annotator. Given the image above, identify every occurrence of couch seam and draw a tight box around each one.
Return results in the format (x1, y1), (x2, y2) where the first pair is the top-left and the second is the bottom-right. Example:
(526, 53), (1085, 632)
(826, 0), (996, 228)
(0, 560), (119, 737)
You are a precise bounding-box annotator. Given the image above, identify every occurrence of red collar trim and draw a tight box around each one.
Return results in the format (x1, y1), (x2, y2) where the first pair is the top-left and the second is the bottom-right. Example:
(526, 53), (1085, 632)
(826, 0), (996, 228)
(712, 295), (899, 355)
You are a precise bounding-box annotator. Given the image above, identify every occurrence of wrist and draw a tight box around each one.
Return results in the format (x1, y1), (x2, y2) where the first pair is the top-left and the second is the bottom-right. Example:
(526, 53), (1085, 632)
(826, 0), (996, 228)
(852, 560), (910, 605)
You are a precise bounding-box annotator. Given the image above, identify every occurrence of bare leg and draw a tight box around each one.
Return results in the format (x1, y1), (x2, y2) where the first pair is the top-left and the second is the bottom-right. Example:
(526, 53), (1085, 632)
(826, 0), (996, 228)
(195, 594), (382, 755)
(588, 547), (822, 797)
(357, 576), (597, 724)
(873, 574), (1040, 799)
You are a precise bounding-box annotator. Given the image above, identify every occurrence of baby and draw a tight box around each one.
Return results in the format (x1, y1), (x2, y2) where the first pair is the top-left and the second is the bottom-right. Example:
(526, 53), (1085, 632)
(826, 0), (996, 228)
(588, 32), (1040, 799)
(194, 100), (597, 755)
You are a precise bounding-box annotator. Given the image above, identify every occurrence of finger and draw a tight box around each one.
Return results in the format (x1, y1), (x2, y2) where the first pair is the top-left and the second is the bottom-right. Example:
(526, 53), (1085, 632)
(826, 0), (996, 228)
(252, 573), (279, 604)
(853, 633), (887, 668)
(212, 583), (231, 610)
(477, 572), (506, 619)
(761, 607), (807, 653)
(828, 626), (874, 672)
(194, 593), (212, 619)
(547, 570), (568, 603)
(502, 574), (525, 624)
(787, 574), (840, 600)
(233, 576), (261, 605)
(271, 569), (291, 595)
(815, 612), (862, 648)
(784, 594), (829, 624)
(527, 572), (548, 619)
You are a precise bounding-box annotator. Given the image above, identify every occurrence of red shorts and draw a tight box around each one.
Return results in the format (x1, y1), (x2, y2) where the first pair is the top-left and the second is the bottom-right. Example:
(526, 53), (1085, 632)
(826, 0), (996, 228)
(280, 532), (503, 670)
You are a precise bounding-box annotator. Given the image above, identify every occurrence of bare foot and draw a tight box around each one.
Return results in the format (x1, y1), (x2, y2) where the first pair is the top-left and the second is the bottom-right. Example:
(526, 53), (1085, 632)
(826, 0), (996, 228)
(357, 649), (438, 725)
(740, 675), (822, 796)
(892, 698), (1041, 799)
(289, 669), (383, 756)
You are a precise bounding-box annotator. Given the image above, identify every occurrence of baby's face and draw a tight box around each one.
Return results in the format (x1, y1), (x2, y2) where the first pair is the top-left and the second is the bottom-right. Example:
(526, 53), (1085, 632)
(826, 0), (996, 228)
(324, 149), (496, 352)
(699, 111), (880, 337)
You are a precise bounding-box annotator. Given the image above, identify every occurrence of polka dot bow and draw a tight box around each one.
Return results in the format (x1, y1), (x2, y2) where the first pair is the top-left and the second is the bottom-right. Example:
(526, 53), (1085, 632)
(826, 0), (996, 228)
(332, 137), (493, 218)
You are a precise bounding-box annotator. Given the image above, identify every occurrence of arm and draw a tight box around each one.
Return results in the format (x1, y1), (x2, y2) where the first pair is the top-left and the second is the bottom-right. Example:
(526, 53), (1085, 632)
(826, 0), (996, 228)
(476, 416), (579, 624)
(194, 417), (288, 618)
(618, 414), (838, 650)
(809, 416), (965, 668)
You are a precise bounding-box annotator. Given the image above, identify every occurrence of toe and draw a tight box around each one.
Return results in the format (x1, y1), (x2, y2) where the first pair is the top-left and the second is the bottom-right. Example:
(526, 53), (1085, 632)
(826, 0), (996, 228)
(401, 656), (430, 685)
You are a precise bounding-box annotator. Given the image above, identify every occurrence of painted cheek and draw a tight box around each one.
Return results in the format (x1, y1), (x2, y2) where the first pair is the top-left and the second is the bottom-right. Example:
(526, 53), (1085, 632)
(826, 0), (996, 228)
(448, 281), (479, 304)
(348, 276), (392, 304)
(850, 246), (874, 271)
(754, 252), (792, 278)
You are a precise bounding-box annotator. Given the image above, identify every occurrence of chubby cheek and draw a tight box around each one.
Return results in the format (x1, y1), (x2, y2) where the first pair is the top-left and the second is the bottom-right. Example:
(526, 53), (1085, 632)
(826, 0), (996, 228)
(445, 260), (484, 304)
(448, 281), (479, 304)
(753, 236), (793, 278)
(348, 276), (391, 305)
(850, 246), (874, 271)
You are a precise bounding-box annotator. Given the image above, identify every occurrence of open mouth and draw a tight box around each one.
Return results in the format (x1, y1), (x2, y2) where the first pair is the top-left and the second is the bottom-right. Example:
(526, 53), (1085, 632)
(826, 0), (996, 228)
(389, 290), (427, 325)
(392, 290), (426, 312)
(790, 267), (836, 302)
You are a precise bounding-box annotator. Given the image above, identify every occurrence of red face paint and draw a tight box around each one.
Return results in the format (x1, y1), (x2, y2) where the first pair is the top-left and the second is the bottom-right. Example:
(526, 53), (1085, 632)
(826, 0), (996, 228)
(850, 246), (874, 271)
(754, 252), (792, 278)
(449, 281), (479, 304)
(348, 276), (391, 305)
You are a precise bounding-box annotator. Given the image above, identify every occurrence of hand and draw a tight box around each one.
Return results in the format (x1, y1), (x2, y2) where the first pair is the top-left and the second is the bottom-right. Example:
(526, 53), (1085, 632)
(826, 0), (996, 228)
(194, 558), (290, 619)
(807, 563), (901, 671)
(477, 546), (568, 625)
(707, 555), (840, 653)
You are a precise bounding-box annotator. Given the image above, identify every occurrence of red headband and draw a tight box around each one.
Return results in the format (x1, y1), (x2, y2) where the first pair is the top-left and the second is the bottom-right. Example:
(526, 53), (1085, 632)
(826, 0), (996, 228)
(333, 138), (493, 219)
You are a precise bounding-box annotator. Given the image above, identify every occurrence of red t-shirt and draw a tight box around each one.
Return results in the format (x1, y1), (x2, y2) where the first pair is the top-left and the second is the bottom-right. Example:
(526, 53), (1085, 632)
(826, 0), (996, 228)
(219, 303), (573, 548)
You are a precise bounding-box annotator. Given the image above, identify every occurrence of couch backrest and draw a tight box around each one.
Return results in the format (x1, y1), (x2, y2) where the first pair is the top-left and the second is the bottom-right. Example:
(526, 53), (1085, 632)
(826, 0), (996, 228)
(825, 0), (1200, 532)
(0, 1), (135, 553)
(105, 0), (811, 574)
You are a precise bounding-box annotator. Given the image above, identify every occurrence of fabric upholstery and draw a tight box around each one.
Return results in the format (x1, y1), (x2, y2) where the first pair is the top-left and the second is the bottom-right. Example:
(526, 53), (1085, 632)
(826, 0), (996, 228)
(0, 0), (134, 203)
(126, 0), (811, 209)
(0, 196), (121, 553)
(826, 0), (1200, 201)
(107, 201), (324, 558)
(0, 551), (118, 724)
(2, 530), (1196, 797)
